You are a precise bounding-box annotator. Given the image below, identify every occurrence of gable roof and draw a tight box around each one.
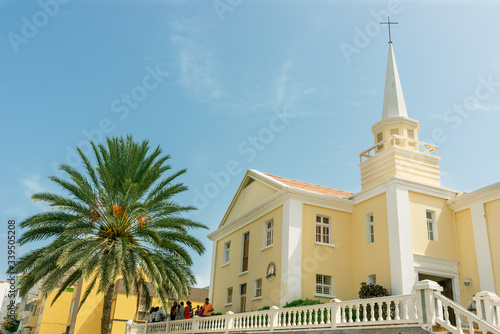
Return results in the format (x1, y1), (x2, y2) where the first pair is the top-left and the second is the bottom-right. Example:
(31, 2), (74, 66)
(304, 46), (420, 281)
(262, 172), (354, 199)
(214, 169), (354, 230)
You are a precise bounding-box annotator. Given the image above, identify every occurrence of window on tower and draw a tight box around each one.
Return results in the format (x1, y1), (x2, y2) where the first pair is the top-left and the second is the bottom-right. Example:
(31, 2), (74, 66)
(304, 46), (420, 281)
(390, 128), (400, 145)
(376, 132), (384, 152)
(407, 129), (416, 148)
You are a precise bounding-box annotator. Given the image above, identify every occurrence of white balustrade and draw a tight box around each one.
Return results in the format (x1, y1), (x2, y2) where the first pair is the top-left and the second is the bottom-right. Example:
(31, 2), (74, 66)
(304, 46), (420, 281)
(333, 295), (418, 327)
(435, 292), (499, 334)
(124, 288), (500, 334)
(359, 134), (438, 163)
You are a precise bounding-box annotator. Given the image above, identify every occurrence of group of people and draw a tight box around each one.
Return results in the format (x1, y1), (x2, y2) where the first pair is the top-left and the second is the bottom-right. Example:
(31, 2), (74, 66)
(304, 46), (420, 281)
(148, 298), (214, 323)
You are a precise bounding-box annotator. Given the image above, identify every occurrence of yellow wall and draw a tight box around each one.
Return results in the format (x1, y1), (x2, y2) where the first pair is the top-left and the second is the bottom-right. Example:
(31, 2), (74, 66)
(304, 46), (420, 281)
(71, 280), (104, 334)
(213, 206), (283, 312)
(301, 204), (353, 301)
(351, 193), (391, 295)
(409, 191), (458, 260)
(225, 180), (278, 223)
(485, 199), (500, 293)
(35, 290), (72, 334)
(454, 209), (480, 305)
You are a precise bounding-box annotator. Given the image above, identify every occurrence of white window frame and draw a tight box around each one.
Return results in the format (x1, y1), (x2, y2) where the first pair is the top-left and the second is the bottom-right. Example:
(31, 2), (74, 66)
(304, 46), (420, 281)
(262, 219), (274, 249)
(253, 278), (262, 299)
(315, 274), (333, 297)
(225, 287), (233, 305)
(366, 213), (374, 244)
(426, 210), (438, 241)
(368, 274), (376, 285)
(315, 215), (332, 245)
(222, 241), (231, 265)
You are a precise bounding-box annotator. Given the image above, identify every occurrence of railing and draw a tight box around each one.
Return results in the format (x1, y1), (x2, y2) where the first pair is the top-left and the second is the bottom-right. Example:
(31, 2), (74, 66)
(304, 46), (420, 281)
(336, 294), (418, 326)
(125, 294), (418, 334)
(126, 283), (500, 334)
(359, 134), (438, 163)
(494, 300), (500, 327)
(434, 292), (499, 334)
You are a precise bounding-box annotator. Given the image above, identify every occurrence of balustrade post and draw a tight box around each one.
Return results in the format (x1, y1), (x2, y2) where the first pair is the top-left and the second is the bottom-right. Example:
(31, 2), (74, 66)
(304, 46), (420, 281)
(474, 291), (500, 326)
(269, 306), (280, 332)
(330, 298), (341, 328)
(191, 318), (198, 333)
(143, 322), (148, 334)
(225, 311), (234, 333)
(165, 319), (170, 333)
(125, 322), (130, 334)
(415, 280), (443, 327)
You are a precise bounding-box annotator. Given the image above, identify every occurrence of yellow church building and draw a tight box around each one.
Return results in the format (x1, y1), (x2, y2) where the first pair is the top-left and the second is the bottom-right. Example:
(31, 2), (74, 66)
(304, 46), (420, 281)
(207, 42), (500, 314)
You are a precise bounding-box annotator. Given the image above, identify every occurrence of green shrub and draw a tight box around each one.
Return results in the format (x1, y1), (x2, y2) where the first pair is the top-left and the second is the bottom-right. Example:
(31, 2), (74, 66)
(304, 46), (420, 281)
(283, 298), (322, 308)
(211, 312), (222, 316)
(358, 282), (389, 299)
(356, 283), (394, 321)
(258, 306), (271, 311)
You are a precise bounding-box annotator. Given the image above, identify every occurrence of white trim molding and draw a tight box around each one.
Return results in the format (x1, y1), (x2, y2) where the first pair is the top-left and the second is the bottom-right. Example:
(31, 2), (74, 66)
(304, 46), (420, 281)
(413, 254), (462, 305)
(208, 187), (354, 242)
(353, 177), (459, 204)
(414, 254), (459, 277)
(447, 182), (500, 212)
(470, 203), (496, 292)
(280, 198), (303, 306)
(208, 241), (217, 302)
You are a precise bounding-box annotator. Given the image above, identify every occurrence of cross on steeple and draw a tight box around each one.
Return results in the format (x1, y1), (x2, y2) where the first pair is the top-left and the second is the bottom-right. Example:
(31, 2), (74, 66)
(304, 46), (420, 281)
(380, 16), (398, 43)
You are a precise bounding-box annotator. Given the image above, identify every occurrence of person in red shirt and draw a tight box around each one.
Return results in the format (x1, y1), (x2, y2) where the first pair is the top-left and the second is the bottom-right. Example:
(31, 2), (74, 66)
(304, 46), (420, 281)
(201, 298), (213, 317)
(184, 301), (193, 319)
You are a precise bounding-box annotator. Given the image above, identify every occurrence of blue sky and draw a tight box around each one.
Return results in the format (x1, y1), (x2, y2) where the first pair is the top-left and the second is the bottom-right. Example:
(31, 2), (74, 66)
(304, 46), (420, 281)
(1, 0), (500, 287)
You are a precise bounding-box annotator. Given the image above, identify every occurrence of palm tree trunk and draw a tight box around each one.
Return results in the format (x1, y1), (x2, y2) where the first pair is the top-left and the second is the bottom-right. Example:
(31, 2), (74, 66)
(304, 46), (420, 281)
(101, 283), (115, 334)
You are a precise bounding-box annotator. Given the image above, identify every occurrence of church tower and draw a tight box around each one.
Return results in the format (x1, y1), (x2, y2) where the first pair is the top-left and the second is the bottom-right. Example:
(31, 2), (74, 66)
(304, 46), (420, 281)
(359, 42), (441, 190)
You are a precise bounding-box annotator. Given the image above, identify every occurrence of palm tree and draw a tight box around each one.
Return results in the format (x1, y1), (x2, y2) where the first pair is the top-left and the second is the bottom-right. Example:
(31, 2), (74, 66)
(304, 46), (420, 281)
(11, 136), (207, 334)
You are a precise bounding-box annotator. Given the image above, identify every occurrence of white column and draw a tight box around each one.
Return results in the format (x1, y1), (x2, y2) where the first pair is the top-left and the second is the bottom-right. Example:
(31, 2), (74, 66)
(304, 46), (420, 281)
(470, 203), (496, 292)
(208, 240), (217, 302)
(386, 183), (415, 295)
(280, 198), (302, 306)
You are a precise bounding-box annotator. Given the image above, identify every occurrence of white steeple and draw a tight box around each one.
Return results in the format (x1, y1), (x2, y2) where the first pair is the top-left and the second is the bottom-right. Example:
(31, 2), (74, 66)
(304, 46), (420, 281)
(359, 40), (441, 191)
(381, 43), (408, 120)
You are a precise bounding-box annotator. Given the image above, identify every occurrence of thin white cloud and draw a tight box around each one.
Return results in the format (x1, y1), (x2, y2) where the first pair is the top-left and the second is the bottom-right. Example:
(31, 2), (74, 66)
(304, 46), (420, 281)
(171, 34), (225, 101)
(343, 101), (365, 106)
(273, 60), (294, 108)
(470, 102), (498, 111)
(20, 174), (48, 211)
(20, 174), (43, 196)
(303, 88), (316, 95)
(354, 89), (377, 95)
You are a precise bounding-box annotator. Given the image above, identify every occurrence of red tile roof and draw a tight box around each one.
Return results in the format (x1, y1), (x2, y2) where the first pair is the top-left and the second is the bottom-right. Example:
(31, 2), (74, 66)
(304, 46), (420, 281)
(264, 173), (354, 199)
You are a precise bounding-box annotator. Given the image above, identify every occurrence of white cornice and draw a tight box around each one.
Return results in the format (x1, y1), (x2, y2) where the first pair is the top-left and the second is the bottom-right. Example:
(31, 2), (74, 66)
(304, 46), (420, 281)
(208, 189), (286, 241)
(372, 118), (420, 135)
(352, 177), (460, 204)
(413, 254), (459, 277)
(359, 146), (440, 170)
(447, 182), (500, 212)
(207, 187), (355, 242)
